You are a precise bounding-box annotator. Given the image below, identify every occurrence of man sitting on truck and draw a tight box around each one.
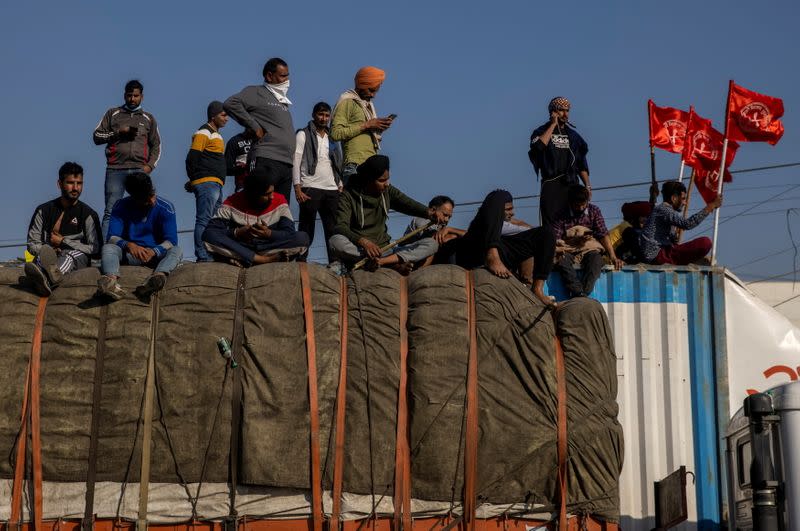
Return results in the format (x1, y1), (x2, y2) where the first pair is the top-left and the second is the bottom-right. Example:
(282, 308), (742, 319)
(640, 180), (722, 265)
(202, 166), (309, 266)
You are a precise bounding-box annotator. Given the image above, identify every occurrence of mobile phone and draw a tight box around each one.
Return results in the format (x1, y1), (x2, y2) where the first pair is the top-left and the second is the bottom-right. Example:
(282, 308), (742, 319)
(128, 126), (138, 136)
(387, 114), (397, 120)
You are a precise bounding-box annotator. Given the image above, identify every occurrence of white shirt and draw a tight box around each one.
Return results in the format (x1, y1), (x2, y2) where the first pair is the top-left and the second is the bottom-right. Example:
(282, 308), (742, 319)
(292, 129), (339, 191)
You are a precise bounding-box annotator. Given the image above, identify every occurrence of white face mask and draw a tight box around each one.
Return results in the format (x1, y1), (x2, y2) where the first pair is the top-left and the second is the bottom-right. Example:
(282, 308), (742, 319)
(269, 79), (290, 93)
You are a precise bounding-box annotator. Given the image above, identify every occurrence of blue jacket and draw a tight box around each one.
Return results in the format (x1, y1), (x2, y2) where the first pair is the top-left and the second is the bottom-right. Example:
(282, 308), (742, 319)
(107, 196), (178, 257)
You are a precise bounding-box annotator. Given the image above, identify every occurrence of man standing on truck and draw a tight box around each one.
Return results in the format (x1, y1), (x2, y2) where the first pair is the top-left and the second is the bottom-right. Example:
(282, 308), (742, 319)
(93, 79), (162, 239)
(224, 58), (295, 200)
(330, 66), (394, 183)
(640, 180), (722, 265)
(528, 96), (590, 226)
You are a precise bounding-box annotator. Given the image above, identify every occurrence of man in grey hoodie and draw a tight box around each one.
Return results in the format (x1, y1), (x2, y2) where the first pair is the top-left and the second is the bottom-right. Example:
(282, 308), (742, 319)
(224, 58), (296, 201)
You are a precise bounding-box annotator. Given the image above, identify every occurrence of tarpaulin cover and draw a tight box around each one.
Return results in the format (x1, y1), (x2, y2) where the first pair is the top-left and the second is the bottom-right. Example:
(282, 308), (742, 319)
(0, 263), (621, 520)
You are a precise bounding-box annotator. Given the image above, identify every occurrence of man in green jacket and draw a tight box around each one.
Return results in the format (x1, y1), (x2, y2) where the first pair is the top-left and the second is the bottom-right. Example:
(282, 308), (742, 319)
(330, 66), (394, 184)
(329, 155), (446, 273)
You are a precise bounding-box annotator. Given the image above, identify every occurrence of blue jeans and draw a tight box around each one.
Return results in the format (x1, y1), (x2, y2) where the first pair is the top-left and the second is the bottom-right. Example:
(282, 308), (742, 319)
(101, 243), (183, 277)
(193, 182), (223, 261)
(102, 168), (140, 239)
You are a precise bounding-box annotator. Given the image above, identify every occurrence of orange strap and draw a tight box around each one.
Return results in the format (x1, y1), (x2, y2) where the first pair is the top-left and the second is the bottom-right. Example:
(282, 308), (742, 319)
(554, 336), (568, 531)
(463, 272), (479, 531)
(331, 277), (349, 530)
(393, 278), (411, 530)
(298, 264), (323, 531)
(10, 297), (47, 528)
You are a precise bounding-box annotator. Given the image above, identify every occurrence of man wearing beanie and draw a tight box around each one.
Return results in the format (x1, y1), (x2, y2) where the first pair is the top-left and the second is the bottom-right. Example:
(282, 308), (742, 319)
(224, 58), (296, 200)
(331, 66), (395, 183)
(329, 155), (447, 273)
(528, 96), (591, 226)
(185, 101), (229, 261)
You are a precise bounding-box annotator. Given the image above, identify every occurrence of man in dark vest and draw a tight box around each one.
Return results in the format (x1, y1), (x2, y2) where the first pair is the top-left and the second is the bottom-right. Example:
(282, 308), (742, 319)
(292, 102), (343, 262)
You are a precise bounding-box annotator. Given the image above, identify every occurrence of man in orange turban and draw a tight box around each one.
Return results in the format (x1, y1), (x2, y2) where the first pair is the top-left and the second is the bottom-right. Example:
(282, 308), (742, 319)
(331, 66), (394, 183)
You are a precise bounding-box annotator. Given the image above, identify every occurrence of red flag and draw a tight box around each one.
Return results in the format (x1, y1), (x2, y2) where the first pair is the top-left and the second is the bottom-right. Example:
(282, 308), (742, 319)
(694, 167), (732, 204)
(726, 81), (785, 145)
(683, 110), (739, 170)
(648, 100), (690, 154)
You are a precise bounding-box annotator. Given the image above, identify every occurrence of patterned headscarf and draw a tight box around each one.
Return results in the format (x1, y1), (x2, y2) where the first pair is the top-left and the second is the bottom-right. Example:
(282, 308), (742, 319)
(548, 96), (571, 113)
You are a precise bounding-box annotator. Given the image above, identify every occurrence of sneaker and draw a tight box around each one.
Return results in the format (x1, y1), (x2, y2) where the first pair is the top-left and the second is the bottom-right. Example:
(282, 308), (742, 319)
(37, 245), (62, 285)
(96, 275), (125, 301)
(134, 273), (167, 299)
(24, 262), (52, 297)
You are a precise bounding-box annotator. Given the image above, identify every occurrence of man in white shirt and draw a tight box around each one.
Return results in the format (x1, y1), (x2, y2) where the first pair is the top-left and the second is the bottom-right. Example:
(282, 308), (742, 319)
(293, 102), (343, 262)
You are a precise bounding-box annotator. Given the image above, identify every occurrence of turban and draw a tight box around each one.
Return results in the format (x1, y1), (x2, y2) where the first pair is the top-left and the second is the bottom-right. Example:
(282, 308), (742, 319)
(621, 201), (652, 223)
(355, 66), (386, 89)
(548, 96), (571, 113)
(357, 155), (390, 181)
(207, 100), (224, 120)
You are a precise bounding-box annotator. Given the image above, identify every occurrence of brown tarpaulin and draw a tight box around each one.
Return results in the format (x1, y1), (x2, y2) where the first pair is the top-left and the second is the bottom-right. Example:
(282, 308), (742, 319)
(0, 263), (621, 519)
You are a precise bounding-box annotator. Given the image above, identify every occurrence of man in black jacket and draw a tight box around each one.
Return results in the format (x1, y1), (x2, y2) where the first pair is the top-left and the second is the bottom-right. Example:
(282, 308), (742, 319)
(528, 97), (591, 226)
(25, 162), (102, 296)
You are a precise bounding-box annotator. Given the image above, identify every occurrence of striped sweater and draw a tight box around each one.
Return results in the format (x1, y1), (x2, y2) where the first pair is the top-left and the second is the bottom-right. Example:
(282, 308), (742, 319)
(186, 123), (226, 187)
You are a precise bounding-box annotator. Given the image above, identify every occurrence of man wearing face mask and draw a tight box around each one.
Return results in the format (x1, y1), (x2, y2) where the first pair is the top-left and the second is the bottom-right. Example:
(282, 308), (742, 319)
(93, 79), (162, 239)
(551, 185), (622, 298)
(224, 58), (296, 200)
(528, 96), (590, 226)
(331, 66), (394, 183)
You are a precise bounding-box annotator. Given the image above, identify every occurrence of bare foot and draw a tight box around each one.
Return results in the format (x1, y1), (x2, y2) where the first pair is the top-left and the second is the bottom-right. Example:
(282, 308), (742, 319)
(486, 251), (512, 279)
(532, 280), (557, 311)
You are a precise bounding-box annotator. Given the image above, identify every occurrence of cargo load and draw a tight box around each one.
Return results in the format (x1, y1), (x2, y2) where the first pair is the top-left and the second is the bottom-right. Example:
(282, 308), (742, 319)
(0, 263), (622, 529)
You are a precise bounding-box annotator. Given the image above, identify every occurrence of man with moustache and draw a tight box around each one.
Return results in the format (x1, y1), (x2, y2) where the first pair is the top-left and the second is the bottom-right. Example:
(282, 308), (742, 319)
(224, 57), (296, 200)
(25, 162), (102, 296)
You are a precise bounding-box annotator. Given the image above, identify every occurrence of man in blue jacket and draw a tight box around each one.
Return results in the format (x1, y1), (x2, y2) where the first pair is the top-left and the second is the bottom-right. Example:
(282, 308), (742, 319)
(97, 172), (182, 301)
(528, 96), (591, 226)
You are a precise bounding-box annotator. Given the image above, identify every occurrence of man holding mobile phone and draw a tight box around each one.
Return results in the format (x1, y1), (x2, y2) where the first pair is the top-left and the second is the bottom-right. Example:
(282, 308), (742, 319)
(93, 79), (162, 239)
(331, 66), (395, 184)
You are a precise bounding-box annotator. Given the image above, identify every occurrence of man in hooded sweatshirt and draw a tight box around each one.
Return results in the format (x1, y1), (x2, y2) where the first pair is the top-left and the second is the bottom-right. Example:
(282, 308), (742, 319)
(329, 155), (447, 273)
(224, 57), (295, 200)
(330, 66), (395, 183)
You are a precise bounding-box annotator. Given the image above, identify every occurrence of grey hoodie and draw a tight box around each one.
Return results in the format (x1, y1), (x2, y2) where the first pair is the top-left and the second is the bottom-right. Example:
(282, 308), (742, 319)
(223, 85), (295, 165)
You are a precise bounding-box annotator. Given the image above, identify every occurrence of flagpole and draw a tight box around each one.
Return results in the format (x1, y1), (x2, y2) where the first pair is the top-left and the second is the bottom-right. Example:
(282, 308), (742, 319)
(677, 160), (686, 183)
(711, 80), (734, 264)
(677, 169), (695, 243)
(647, 100), (658, 205)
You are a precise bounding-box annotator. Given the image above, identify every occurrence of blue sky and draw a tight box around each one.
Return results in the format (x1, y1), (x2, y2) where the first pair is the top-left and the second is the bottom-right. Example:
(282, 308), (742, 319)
(0, 1), (797, 279)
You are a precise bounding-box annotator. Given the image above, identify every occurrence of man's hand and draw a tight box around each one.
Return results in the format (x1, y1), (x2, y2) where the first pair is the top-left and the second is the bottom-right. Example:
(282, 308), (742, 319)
(362, 118), (392, 132)
(127, 242), (155, 263)
(550, 111), (559, 125)
(434, 227), (452, 244)
(250, 222), (272, 240)
(49, 231), (63, 247)
(295, 185), (311, 204)
(234, 225), (253, 242)
(610, 255), (624, 270)
(709, 195), (723, 210)
(254, 128), (265, 140)
(142, 164), (153, 174)
(117, 126), (131, 136)
(358, 237), (382, 258)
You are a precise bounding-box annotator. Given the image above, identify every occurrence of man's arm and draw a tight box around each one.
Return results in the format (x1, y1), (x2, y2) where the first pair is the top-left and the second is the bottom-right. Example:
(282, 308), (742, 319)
(186, 130), (209, 179)
(333, 194), (362, 244)
(93, 109), (118, 145)
(224, 88), (262, 135)
(667, 198), (720, 231)
(146, 114), (161, 170)
(292, 131), (310, 202)
(387, 187), (429, 218)
(532, 113), (560, 147)
(62, 213), (100, 256)
(601, 235), (623, 269)
(330, 100), (363, 142)
(203, 217), (258, 265)
(225, 137), (240, 176)
(153, 206), (179, 257)
(107, 205), (128, 249)
(26, 208), (45, 256)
